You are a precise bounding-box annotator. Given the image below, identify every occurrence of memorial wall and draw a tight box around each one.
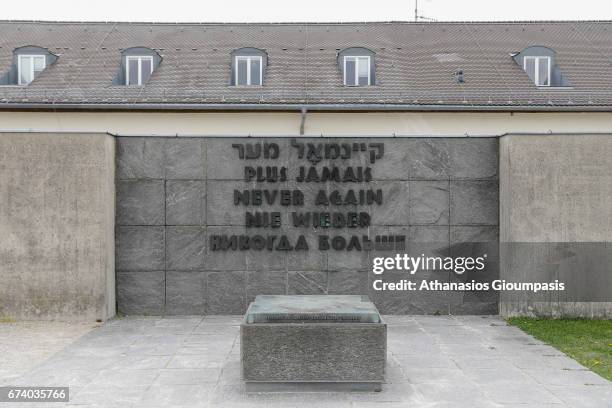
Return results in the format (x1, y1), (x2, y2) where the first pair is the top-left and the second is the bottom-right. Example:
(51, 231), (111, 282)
(115, 136), (499, 315)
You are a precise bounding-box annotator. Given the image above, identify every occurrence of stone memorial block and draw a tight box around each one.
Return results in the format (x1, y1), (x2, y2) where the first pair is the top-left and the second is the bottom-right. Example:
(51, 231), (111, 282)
(241, 295), (386, 391)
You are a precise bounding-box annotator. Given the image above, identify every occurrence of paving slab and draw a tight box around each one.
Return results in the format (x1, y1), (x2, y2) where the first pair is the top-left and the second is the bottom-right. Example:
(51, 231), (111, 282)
(0, 321), (96, 384)
(0, 315), (610, 407)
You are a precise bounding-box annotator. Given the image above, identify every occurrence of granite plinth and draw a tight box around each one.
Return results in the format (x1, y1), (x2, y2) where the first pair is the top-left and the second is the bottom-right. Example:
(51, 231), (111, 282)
(241, 295), (386, 391)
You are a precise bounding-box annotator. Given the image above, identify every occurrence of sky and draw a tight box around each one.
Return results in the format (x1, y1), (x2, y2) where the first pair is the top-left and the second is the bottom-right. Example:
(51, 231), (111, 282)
(1, 0), (611, 22)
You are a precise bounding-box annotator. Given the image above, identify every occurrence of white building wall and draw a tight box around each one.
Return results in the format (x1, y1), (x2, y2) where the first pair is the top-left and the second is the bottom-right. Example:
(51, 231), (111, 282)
(1, 111), (612, 136)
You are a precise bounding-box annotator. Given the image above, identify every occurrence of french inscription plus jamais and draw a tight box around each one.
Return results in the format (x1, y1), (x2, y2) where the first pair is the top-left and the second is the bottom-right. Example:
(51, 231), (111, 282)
(243, 166), (372, 183)
(210, 140), (406, 252)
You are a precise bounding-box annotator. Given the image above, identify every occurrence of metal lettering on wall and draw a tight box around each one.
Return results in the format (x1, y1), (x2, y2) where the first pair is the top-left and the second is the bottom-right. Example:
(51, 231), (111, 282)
(210, 140), (404, 252)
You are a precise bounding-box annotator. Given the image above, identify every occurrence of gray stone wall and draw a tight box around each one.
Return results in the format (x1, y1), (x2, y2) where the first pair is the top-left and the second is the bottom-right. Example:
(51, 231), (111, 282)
(116, 137), (499, 315)
(499, 134), (612, 318)
(0, 132), (115, 321)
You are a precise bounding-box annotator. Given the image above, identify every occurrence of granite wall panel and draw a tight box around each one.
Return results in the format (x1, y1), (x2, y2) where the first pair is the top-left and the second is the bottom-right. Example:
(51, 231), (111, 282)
(166, 180), (206, 225)
(116, 137), (499, 315)
(117, 180), (165, 225)
(116, 271), (165, 315)
(165, 271), (207, 315)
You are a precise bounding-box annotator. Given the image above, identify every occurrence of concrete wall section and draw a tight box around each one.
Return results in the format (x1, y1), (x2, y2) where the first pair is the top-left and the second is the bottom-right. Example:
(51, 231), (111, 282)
(115, 136), (499, 315)
(0, 132), (116, 321)
(499, 134), (612, 317)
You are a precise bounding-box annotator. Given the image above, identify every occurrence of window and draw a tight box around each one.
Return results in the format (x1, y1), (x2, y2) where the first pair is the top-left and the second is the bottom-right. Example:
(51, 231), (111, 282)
(512, 46), (569, 88)
(18, 55), (46, 85)
(344, 56), (370, 86)
(230, 48), (267, 86)
(523, 56), (550, 87)
(235, 55), (262, 86)
(116, 47), (161, 86)
(3, 46), (58, 86)
(125, 55), (153, 86)
(338, 48), (375, 86)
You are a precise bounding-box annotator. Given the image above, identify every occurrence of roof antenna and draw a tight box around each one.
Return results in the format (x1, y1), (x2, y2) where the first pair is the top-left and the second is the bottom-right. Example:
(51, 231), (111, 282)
(414, 0), (437, 22)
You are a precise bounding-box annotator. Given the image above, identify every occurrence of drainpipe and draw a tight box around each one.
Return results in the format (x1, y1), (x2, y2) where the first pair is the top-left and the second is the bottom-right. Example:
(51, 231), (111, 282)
(299, 106), (307, 135)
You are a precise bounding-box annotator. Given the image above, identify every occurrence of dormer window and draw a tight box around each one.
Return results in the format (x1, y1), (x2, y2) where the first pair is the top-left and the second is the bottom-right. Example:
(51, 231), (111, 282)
(512, 46), (570, 88)
(18, 54), (46, 85)
(230, 48), (267, 86)
(115, 47), (161, 86)
(523, 56), (550, 87)
(235, 55), (262, 86)
(126, 55), (153, 86)
(1, 46), (58, 86)
(338, 47), (375, 87)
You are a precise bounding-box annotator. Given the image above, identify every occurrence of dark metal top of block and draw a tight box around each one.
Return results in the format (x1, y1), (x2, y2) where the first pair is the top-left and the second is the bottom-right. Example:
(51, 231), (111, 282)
(244, 295), (382, 324)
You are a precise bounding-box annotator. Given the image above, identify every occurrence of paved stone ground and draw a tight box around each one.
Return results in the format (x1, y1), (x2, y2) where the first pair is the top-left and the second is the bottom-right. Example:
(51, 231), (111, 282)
(0, 321), (97, 383)
(1, 315), (611, 408)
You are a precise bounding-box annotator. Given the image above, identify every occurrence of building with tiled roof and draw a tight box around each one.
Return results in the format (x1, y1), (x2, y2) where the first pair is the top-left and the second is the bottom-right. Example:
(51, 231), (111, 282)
(1, 20), (611, 321)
